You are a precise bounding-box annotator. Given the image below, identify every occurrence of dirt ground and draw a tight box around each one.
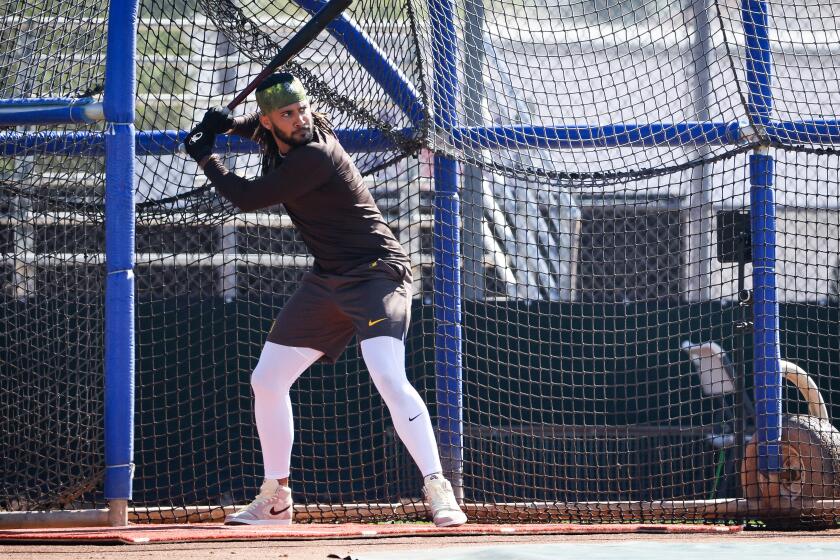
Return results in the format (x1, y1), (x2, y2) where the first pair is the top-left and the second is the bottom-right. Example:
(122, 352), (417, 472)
(3, 529), (840, 560)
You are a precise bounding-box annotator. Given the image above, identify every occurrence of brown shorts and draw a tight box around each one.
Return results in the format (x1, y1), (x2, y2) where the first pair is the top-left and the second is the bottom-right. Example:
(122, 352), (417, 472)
(267, 258), (412, 363)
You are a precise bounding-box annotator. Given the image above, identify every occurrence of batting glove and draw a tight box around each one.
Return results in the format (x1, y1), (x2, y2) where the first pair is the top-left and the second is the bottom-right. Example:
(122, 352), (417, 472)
(184, 124), (216, 163)
(201, 107), (235, 134)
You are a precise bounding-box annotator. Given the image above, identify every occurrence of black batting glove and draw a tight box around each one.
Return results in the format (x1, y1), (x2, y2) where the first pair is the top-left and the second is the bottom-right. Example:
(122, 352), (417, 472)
(201, 107), (235, 134)
(184, 123), (216, 163)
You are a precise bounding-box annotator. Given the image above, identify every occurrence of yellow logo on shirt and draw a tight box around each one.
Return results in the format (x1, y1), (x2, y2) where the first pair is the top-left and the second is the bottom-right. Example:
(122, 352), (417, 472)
(368, 318), (387, 327)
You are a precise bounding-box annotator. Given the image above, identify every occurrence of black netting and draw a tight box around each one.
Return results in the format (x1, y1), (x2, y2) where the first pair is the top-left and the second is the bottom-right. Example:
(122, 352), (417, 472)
(0, 0), (107, 512)
(2, 0), (839, 526)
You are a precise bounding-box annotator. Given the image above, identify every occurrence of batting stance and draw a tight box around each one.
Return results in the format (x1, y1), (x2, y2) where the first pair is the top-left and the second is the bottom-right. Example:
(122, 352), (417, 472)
(184, 73), (467, 527)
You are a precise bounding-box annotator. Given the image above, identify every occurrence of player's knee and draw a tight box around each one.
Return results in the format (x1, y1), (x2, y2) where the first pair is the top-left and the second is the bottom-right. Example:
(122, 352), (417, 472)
(250, 364), (274, 397)
(251, 359), (290, 398)
(366, 357), (416, 405)
(361, 336), (412, 398)
(251, 343), (316, 397)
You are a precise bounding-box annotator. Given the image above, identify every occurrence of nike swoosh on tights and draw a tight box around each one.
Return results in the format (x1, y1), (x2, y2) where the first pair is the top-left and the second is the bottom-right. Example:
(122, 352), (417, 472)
(368, 318), (387, 327)
(269, 505), (291, 516)
(409, 413), (423, 422)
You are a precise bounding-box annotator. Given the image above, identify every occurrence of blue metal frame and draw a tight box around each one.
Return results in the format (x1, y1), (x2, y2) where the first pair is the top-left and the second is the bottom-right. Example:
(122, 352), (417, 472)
(0, 129), (407, 155)
(294, 0), (425, 125)
(0, 98), (103, 126)
(452, 122), (744, 149)
(750, 153), (782, 472)
(0, 0), (801, 505)
(0, 97), (97, 106)
(742, 0), (782, 473)
(742, 0), (773, 130)
(428, 0), (464, 487)
(103, 0), (139, 501)
(765, 120), (840, 145)
(11, 119), (840, 155)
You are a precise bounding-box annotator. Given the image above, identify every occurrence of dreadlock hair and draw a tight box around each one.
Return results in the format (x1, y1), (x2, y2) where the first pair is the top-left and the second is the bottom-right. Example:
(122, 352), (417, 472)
(253, 111), (335, 176)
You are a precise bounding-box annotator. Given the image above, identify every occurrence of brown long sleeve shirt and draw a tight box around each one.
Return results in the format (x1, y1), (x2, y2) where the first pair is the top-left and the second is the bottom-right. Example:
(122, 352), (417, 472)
(201, 114), (409, 275)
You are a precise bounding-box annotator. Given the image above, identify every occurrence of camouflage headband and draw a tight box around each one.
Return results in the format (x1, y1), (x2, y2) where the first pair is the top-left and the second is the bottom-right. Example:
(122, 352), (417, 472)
(255, 73), (308, 114)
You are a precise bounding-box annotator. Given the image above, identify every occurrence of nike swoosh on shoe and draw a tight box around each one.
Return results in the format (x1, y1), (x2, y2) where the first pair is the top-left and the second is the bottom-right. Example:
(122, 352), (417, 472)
(269, 505), (291, 516)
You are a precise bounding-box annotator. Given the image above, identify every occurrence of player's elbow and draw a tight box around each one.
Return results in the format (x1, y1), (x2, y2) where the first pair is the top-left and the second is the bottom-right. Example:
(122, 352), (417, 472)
(231, 200), (258, 212)
(216, 186), (264, 212)
(231, 198), (264, 212)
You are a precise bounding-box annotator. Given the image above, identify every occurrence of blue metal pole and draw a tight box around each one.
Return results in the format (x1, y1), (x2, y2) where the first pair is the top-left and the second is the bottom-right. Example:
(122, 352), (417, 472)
(765, 119), (840, 145)
(293, 0), (425, 125)
(742, 0), (782, 473)
(0, 98), (103, 126)
(750, 154), (782, 472)
(0, 128), (410, 156)
(429, 0), (463, 493)
(103, 0), (138, 516)
(742, 0), (773, 130)
(19, 114), (840, 158)
(452, 122), (743, 149)
(0, 97), (99, 106)
(17, 118), (840, 157)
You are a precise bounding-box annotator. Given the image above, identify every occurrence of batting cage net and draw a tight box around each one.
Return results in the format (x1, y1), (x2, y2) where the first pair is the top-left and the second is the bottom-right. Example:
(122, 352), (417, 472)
(1, 0), (839, 526)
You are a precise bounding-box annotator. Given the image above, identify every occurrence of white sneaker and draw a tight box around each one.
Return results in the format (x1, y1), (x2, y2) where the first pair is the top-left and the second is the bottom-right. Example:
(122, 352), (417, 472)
(224, 479), (294, 526)
(423, 475), (467, 527)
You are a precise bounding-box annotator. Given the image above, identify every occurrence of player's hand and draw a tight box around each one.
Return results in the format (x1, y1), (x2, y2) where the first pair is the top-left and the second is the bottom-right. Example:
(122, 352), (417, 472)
(201, 107), (234, 134)
(183, 123), (216, 163)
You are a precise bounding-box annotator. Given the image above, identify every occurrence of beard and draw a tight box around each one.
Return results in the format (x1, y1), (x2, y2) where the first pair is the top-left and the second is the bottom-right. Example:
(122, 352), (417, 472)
(271, 124), (313, 148)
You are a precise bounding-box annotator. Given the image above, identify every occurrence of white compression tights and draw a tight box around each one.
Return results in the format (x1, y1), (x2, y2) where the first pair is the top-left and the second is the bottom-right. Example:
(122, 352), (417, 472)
(250, 343), (323, 480)
(250, 337), (442, 480)
(359, 336), (442, 477)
